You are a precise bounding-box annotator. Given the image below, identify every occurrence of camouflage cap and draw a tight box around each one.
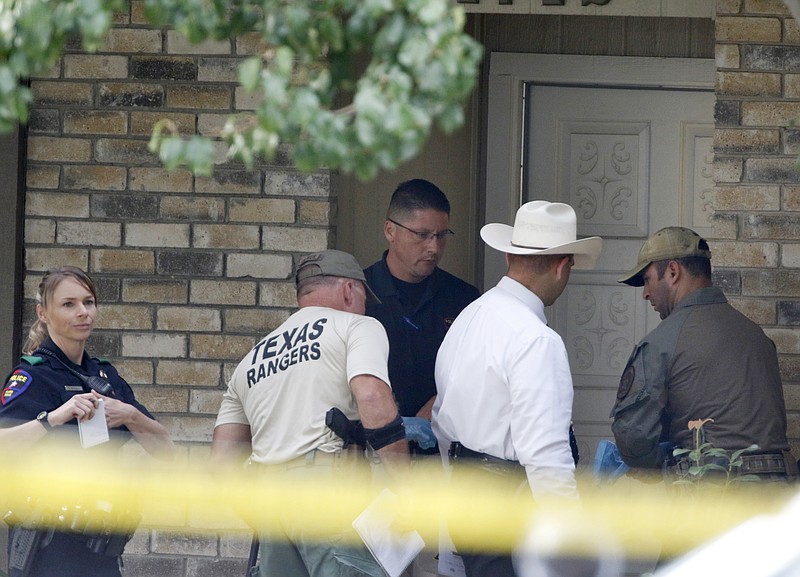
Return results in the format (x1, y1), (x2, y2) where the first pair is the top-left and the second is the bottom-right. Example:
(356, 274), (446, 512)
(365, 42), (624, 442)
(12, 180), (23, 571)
(295, 249), (380, 305)
(618, 227), (711, 287)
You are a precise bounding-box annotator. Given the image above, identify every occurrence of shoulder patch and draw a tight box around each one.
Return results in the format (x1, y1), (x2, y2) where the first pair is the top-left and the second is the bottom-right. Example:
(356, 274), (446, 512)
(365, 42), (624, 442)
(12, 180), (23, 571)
(21, 355), (44, 366)
(617, 365), (635, 400)
(2, 369), (33, 405)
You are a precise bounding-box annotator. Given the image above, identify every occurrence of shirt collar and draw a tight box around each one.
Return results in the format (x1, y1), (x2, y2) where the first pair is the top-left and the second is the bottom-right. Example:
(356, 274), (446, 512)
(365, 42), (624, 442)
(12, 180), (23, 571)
(367, 251), (397, 297)
(497, 276), (547, 324)
(39, 337), (91, 370)
(674, 286), (727, 312)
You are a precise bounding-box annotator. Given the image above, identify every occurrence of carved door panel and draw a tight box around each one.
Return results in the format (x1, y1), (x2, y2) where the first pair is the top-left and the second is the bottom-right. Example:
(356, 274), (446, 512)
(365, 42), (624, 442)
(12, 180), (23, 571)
(525, 84), (715, 467)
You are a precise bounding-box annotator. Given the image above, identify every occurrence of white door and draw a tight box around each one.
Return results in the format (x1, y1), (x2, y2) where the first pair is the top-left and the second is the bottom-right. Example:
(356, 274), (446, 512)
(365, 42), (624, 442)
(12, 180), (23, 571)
(485, 54), (715, 469)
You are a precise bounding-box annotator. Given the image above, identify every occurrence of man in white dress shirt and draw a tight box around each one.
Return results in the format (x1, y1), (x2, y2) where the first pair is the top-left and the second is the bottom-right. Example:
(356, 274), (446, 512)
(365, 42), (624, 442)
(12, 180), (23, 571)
(432, 201), (602, 577)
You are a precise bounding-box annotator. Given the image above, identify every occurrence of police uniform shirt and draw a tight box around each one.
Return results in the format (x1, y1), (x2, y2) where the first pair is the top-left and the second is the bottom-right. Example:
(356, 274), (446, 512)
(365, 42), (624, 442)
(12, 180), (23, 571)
(0, 337), (153, 443)
(216, 306), (392, 465)
(433, 276), (577, 500)
(0, 338), (155, 577)
(611, 286), (789, 469)
(364, 252), (480, 417)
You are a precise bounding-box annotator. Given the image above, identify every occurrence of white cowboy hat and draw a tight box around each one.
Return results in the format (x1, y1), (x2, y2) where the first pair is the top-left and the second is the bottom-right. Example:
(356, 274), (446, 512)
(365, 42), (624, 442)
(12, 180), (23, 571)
(480, 201), (602, 269)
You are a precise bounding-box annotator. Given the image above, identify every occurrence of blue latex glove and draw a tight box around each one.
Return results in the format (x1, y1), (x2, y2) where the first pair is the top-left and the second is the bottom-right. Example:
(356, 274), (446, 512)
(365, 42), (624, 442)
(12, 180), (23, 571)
(592, 439), (629, 485)
(593, 440), (674, 485)
(402, 417), (436, 449)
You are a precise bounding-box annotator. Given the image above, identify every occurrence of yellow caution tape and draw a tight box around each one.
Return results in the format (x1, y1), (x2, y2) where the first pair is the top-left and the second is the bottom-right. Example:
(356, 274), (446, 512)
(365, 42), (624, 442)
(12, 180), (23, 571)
(3, 442), (796, 559)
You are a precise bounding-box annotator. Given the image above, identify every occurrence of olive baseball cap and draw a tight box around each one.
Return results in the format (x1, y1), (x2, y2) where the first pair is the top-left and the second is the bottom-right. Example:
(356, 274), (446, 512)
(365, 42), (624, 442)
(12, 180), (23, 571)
(295, 249), (380, 305)
(618, 227), (711, 287)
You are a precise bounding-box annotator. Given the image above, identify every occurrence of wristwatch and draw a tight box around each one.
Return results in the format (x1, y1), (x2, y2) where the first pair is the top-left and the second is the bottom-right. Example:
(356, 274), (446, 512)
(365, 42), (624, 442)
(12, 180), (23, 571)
(36, 411), (52, 431)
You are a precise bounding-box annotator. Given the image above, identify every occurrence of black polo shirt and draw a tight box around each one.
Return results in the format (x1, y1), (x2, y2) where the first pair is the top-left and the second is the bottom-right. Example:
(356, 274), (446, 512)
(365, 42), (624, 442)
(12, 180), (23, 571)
(364, 252), (480, 417)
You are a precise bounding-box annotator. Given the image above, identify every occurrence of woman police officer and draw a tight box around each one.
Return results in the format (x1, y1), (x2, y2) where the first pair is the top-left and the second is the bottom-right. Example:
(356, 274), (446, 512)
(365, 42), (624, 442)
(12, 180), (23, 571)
(0, 266), (173, 577)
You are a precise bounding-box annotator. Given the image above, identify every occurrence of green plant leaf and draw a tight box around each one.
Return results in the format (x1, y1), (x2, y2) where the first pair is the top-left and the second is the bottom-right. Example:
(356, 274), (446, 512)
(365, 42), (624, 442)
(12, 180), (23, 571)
(239, 57), (263, 92)
(704, 448), (729, 459)
(0, 0), (482, 177)
(700, 463), (728, 474)
(729, 444), (760, 463)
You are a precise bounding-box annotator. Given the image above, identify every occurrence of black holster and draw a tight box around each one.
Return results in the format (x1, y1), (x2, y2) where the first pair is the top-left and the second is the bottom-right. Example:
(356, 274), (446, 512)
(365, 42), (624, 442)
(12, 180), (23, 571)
(86, 530), (134, 557)
(325, 407), (365, 447)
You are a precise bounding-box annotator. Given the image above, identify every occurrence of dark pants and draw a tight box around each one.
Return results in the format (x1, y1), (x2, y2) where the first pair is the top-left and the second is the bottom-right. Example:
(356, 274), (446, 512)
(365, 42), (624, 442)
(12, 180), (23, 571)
(448, 443), (528, 577)
(460, 551), (516, 577)
(8, 529), (121, 577)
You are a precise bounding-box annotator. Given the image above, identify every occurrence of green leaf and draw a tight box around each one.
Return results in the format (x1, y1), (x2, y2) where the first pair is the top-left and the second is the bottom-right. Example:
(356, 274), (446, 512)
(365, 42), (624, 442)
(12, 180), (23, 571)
(700, 463), (728, 474)
(437, 104), (464, 133)
(687, 465), (705, 476)
(183, 136), (216, 175)
(239, 58), (263, 93)
(157, 137), (188, 171)
(729, 444), (760, 463)
(0, 0), (482, 177)
(417, 0), (447, 24)
(704, 448), (729, 459)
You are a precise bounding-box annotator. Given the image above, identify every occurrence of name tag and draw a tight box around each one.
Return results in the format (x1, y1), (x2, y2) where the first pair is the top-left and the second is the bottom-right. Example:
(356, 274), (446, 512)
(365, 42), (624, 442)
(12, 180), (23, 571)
(65, 385), (83, 391)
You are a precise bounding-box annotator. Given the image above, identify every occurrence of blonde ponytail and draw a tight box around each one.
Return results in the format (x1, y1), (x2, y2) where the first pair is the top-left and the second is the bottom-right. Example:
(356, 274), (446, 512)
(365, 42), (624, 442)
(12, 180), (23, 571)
(22, 318), (48, 355)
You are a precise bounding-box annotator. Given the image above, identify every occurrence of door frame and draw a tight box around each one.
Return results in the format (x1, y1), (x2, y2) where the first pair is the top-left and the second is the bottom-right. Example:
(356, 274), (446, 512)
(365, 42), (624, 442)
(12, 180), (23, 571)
(0, 126), (24, 575)
(0, 128), (24, 370)
(483, 53), (716, 289)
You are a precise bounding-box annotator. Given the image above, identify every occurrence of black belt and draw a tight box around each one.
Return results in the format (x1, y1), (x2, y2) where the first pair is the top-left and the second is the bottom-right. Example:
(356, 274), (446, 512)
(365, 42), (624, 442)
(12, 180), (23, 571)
(669, 451), (797, 477)
(448, 442), (524, 473)
(739, 452), (797, 476)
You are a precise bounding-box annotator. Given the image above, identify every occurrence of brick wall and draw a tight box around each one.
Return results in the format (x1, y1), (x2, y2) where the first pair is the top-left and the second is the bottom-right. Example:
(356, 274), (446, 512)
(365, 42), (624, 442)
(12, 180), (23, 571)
(23, 2), (332, 574)
(714, 0), (800, 454)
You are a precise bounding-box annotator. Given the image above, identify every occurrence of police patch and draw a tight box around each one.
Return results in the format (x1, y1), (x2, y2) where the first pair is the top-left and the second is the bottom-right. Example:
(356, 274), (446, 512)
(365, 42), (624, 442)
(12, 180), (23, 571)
(2, 369), (33, 405)
(617, 365), (634, 400)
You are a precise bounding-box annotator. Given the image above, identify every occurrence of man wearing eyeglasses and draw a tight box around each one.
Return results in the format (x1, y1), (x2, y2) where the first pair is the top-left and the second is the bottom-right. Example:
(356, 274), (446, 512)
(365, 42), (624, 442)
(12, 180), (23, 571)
(364, 179), (480, 455)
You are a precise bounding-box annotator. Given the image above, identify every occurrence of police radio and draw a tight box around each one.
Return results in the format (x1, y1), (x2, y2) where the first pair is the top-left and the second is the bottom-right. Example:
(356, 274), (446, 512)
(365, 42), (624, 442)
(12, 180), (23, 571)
(81, 375), (114, 397)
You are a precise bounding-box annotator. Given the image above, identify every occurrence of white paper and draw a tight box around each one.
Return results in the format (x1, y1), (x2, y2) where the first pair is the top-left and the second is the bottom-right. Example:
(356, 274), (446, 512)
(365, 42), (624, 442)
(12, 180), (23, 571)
(438, 528), (467, 577)
(78, 398), (109, 448)
(352, 489), (425, 577)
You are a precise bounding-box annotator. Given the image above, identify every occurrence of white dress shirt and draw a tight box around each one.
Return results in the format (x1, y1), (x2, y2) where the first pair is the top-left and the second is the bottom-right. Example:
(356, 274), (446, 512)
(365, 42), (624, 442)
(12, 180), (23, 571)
(433, 276), (577, 499)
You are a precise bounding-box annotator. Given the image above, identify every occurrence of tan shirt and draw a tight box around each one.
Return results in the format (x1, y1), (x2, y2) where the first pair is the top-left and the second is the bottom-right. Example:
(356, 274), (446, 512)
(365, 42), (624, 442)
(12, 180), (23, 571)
(216, 306), (391, 464)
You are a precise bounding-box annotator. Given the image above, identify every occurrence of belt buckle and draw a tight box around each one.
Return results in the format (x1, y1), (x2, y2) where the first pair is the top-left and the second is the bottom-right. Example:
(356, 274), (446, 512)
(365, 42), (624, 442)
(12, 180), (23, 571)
(448, 442), (460, 460)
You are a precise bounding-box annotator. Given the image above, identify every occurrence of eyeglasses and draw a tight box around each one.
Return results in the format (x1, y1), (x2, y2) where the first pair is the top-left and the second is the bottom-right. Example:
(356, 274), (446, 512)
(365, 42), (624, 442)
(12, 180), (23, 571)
(388, 218), (455, 242)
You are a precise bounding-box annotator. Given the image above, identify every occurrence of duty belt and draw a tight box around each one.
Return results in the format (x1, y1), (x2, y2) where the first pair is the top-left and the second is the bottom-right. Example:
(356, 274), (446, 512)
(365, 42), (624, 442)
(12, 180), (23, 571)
(669, 451), (798, 477)
(448, 442), (524, 474)
(740, 453), (793, 475)
(250, 447), (361, 473)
